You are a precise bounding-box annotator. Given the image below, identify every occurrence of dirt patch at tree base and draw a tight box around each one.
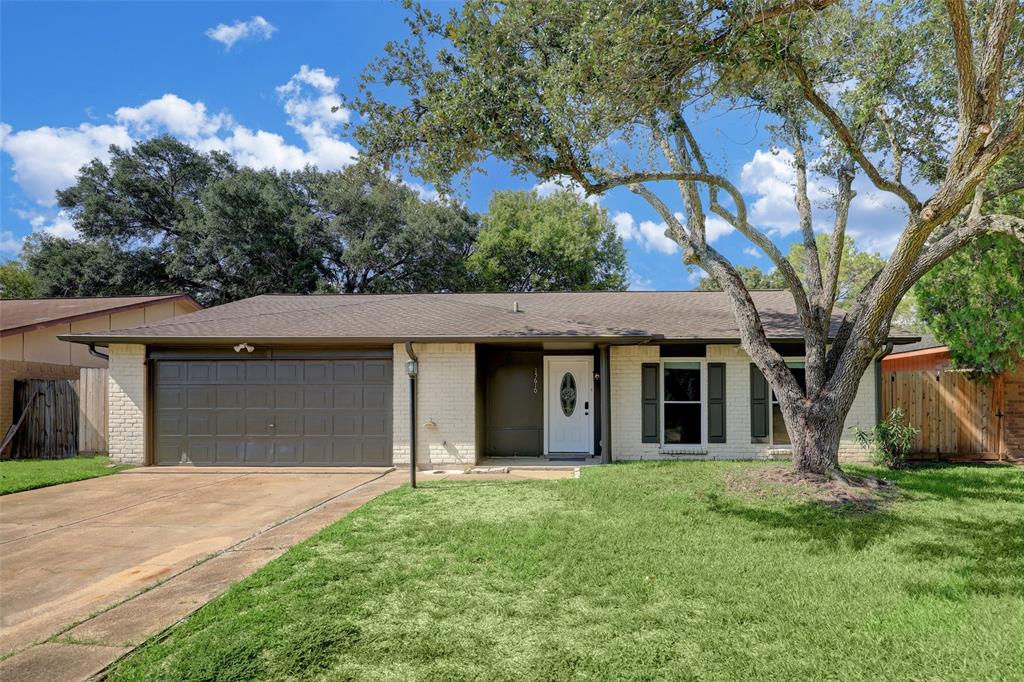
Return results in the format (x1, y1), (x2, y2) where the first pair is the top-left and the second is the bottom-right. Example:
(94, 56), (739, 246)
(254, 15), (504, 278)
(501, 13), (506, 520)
(725, 467), (902, 511)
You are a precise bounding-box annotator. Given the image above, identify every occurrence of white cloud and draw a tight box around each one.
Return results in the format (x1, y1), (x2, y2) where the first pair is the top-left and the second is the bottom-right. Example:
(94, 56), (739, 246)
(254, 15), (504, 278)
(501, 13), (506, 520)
(533, 176), (600, 205)
(206, 16), (277, 50)
(612, 210), (731, 256)
(115, 94), (229, 138)
(1, 230), (23, 253)
(1, 66), (361, 219)
(743, 246), (763, 259)
(628, 275), (655, 291)
(0, 123), (132, 206)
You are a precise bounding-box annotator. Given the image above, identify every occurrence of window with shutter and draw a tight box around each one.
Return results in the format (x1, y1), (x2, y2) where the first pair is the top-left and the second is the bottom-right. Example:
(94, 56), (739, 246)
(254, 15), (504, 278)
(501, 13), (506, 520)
(641, 363), (659, 443)
(708, 363), (726, 443)
(750, 364), (769, 443)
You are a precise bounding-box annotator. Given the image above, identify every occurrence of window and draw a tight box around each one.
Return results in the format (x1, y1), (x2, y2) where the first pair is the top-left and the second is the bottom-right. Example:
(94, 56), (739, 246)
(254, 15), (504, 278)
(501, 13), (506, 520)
(771, 363), (805, 446)
(663, 362), (702, 445)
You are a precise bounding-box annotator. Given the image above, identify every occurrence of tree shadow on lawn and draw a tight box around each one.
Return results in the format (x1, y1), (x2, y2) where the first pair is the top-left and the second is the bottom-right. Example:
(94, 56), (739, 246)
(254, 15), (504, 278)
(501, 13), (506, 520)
(705, 465), (1024, 599)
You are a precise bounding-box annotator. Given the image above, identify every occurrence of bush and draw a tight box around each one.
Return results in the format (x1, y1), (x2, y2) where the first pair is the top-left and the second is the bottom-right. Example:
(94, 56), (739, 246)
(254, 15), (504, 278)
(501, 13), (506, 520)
(853, 407), (918, 469)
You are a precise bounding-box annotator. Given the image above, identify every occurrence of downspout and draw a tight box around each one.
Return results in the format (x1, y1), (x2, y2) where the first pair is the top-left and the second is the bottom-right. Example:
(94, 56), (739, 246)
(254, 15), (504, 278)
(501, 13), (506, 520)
(599, 344), (611, 464)
(88, 343), (109, 361)
(404, 342), (419, 489)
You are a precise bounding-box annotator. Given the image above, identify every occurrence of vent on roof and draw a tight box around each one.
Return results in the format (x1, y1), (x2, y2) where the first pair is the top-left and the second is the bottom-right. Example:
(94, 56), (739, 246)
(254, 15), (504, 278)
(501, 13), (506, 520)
(512, 301), (521, 313)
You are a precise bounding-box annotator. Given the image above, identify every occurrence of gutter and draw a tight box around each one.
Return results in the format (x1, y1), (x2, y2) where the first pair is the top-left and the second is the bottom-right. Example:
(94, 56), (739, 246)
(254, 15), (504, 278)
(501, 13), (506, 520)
(404, 341), (419, 489)
(88, 343), (109, 361)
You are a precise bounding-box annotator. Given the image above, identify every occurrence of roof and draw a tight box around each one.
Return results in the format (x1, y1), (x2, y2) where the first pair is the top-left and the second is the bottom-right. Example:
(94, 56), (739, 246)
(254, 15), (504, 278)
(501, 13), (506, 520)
(57, 291), (921, 346)
(1, 295), (199, 337)
(888, 334), (946, 355)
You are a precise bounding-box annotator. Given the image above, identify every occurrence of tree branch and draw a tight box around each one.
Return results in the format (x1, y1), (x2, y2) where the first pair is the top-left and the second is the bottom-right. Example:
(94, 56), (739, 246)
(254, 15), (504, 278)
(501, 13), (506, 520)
(823, 160), (855, 319)
(945, 0), (978, 128)
(787, 120), (824, 301)
(905, 213), (1024, 290)
(787, 59), (921, 210)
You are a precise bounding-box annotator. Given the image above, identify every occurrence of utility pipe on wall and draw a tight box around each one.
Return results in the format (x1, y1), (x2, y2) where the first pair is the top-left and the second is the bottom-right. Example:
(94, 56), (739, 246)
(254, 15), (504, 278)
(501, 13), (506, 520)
(404, 341), (419, 489)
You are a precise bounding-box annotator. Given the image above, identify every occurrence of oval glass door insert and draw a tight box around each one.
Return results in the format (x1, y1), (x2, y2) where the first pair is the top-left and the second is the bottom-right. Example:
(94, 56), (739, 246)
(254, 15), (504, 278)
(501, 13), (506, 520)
(559, 372), (577, 416)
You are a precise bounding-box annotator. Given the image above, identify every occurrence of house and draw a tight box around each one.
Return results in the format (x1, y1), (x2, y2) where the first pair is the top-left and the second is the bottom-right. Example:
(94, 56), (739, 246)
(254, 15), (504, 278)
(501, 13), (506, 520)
(58, 291), (917, 468)
(881, 336), (1023, 461)
(0, 295), (202, 442)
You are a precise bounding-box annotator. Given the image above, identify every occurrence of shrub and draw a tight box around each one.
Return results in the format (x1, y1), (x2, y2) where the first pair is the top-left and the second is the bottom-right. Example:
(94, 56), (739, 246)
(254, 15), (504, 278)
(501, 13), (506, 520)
(853, 407), (918, 469)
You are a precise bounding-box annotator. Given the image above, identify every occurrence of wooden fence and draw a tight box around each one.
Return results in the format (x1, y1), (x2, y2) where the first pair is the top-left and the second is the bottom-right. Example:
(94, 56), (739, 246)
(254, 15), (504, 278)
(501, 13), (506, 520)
(882, 369), (1004, 459)
(78, 367), (108, 455)
(10, 379), (79, 459)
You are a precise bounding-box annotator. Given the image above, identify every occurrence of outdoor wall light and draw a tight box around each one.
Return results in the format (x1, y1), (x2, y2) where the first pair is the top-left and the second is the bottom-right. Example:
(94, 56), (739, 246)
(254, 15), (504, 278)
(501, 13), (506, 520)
(405, 359), (419, 377)
(233, 343), (254, 353)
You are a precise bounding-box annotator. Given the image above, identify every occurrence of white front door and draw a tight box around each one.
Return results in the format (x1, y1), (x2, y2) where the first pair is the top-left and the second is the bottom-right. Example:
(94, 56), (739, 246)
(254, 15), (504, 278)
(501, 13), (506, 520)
(545, 357), (593, 454)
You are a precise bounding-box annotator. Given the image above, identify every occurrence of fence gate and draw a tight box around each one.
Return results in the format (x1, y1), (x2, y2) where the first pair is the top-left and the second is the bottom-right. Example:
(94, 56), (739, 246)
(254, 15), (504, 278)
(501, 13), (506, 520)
(78, 368), (109, 455)
(882, 369), (1004, 459)
(11, 379), (80, 459)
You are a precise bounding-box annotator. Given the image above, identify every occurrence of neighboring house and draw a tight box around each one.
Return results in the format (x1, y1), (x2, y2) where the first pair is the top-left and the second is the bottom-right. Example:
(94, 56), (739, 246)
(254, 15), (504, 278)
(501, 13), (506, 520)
(881, 336), (1024, 461)
(0, 295), (202, 439)
(59, 291), (917, 468)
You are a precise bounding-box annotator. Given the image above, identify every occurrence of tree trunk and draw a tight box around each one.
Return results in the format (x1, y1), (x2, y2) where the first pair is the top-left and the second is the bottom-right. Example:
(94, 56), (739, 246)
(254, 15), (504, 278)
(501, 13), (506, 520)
(789, 407), (845, 475)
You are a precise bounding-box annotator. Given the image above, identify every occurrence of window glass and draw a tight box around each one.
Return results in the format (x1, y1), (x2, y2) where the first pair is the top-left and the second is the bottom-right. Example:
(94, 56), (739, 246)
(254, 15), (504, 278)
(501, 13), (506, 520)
(663, 362), (701, 445)
(665, 403), (702, 444)
(772, 365), (806, 446)
(664, 362), (700, 402)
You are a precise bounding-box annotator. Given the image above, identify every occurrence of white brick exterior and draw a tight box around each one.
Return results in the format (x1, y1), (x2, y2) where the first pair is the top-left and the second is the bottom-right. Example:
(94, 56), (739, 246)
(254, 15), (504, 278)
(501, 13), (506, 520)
(393, 343), (477, 467)
(107, 343), (147, 465)
(610, 343), (874, 463)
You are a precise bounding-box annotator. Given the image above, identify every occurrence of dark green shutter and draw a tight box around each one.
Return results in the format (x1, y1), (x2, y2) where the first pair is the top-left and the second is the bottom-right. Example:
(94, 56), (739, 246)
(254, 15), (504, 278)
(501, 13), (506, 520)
(708, 363), (726, 443)
(750, 364), (769, 443)
(641, 363), (659, 443)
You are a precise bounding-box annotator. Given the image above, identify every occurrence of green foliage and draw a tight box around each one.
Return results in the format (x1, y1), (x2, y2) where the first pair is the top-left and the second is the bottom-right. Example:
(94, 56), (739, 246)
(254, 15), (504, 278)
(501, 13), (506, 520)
(468, 190), (627, 292)
(916, 232), (1024, 375)
(0, 260), (39, 299)
(109, 462), (1024, 681)
(853, 408), (918, 469)
(36, 137), (480, 305)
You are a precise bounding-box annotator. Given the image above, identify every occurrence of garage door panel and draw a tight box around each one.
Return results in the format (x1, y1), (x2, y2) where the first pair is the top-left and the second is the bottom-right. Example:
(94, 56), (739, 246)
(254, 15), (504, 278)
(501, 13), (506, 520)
(363, 386), (388, 410)
(154, 357), (392, 466)
(304, 386), (333, 409)
(187, 386), (216, 409)
(244, 386), (273, 409)
(333, 361), (362, 383)
(304, 361), (332, 382)
(187, 362), (216, 383)
(363, 414), (388, 437)
(334, 386), (361, 409)
(364, 361), (390, 383)
(274, 385), (303, 410)
(216, 386), (244, 409)
(186, 413), (214, 436)
(362, 437), (390, 465)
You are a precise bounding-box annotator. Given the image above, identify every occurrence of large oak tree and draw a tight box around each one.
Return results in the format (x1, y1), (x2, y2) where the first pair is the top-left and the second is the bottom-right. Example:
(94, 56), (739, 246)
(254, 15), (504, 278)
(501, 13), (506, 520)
(349, 0), (1023, 475)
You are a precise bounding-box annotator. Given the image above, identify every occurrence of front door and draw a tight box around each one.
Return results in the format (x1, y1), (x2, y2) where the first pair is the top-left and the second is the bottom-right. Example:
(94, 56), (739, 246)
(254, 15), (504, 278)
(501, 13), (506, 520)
(545, 357), (593, 454)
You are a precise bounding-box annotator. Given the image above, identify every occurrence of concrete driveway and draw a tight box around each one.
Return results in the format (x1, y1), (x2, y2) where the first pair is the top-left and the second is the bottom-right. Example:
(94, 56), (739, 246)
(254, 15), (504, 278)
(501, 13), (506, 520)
(0, 467), (402, 680)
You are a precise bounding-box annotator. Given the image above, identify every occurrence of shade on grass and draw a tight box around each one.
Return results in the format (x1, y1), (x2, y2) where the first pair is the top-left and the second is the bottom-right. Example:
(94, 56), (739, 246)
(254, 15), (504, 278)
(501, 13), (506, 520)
(0, 455), (126, 495)
(110, 462), (1023, 681)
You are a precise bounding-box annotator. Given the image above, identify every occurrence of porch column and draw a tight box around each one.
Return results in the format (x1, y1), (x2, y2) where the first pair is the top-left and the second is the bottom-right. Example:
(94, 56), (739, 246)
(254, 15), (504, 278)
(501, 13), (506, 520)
(599, 344), (611, 463)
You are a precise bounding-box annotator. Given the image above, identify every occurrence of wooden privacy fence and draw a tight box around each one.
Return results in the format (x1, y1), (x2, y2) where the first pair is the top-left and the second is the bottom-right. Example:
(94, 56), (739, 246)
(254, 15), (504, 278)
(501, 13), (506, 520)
(882, 369), (1004, 459)
(78, 367), (109, 455)
(10, 379), (79, 459)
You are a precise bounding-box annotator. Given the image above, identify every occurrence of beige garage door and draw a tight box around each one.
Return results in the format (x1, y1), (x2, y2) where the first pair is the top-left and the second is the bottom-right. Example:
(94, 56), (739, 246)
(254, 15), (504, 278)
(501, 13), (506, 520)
(153, 358), (392, 466)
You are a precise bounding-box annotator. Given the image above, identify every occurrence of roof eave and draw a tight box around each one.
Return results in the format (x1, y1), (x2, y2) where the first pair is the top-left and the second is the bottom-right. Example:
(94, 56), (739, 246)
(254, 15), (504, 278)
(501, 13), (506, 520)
(1, 294), (201, 337)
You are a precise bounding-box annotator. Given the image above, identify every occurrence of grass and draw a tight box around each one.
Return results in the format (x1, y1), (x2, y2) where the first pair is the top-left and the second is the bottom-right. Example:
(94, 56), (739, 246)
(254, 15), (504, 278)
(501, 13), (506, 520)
(0, 455), (128, 495)
(109, 462), (1023, 681)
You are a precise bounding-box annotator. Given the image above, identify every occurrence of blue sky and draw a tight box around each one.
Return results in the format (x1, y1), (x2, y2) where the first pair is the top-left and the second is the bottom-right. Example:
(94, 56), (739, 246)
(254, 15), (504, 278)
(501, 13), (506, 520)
(1, 1), (910, 290)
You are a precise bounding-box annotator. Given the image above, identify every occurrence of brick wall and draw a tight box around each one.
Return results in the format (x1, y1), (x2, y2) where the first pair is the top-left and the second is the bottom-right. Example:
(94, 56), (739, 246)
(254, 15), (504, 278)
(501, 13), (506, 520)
(610, 343), (875, 462)
(107, 344), (147, 465)
(393, 343), (477, 467)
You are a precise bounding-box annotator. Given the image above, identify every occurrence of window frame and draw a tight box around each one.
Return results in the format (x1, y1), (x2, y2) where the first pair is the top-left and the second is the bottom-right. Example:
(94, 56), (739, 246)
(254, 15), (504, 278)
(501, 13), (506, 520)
(770, 359), (805, 447)
(659, 357), (707, 448)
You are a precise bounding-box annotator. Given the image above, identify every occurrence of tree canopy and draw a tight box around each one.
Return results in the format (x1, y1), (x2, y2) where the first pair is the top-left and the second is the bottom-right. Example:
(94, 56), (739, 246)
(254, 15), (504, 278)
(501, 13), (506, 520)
(348, 0), (1024, 474)
(0, 261), (39, 299)
(467, 190), (627, 292)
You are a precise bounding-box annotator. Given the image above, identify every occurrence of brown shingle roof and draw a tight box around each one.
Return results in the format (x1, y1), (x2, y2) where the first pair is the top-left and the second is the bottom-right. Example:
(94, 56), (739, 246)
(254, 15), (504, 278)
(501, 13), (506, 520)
(1, 295), (198, 336)
(57, 291), (920, 345)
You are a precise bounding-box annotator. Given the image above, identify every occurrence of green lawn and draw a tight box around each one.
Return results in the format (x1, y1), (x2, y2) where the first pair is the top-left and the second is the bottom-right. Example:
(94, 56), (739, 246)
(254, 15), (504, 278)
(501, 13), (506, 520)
(110, 462), (1023, 681)
(0, 455), (128, 495)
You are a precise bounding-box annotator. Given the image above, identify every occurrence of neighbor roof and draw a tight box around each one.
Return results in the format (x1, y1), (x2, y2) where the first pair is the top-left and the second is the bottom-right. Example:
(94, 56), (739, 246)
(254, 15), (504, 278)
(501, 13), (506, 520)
(1, 295), (198, 337)
(887, 334), (946, 355)
(58, 291), (920, 346)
